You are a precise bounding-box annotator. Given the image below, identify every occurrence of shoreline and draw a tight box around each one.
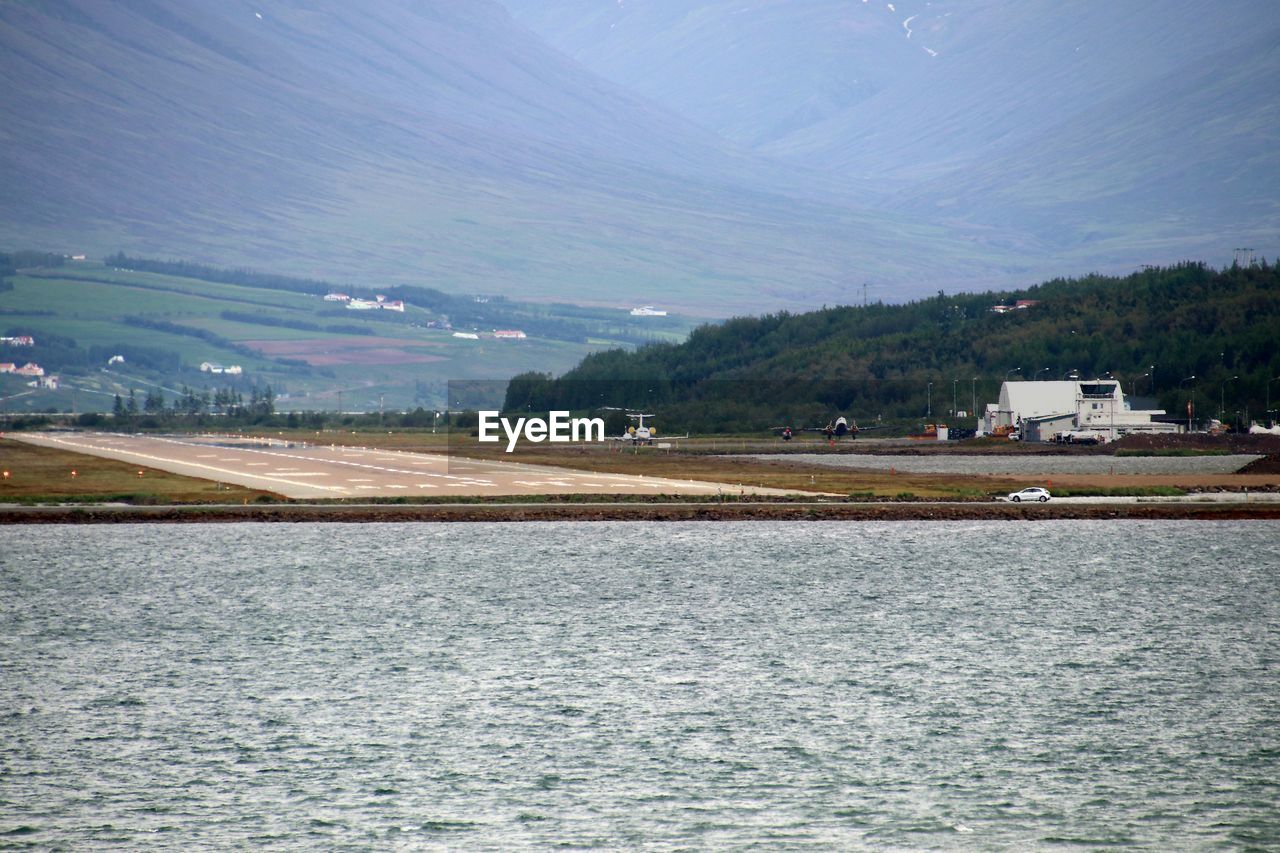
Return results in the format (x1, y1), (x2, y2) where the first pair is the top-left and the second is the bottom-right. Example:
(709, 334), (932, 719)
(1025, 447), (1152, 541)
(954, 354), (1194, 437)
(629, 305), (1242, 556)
(4, 501), (1279, 523)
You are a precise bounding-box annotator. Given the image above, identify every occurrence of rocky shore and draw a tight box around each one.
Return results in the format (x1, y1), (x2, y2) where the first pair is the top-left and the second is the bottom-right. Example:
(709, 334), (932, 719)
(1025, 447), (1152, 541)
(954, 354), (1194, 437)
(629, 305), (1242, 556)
(4, 501), (1278, 523)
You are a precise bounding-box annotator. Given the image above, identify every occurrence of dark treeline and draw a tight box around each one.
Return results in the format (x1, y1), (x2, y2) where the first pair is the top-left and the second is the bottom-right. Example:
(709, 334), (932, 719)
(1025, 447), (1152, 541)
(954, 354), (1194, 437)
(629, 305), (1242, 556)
(38, 403), (456, 433)
(220, 310), (377, 337)
(120, 315), (315, 375)
(105, 252), (335, 301)
(105, 252), (683, 345)
(505, 261), (1280, 431)
(3, 250), (66, 272)
(1, 250), (68, 292)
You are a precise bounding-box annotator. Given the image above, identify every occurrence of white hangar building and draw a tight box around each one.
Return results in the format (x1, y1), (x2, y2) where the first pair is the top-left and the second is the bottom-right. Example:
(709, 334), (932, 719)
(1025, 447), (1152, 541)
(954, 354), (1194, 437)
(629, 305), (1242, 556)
(980, 380), (1181, 442)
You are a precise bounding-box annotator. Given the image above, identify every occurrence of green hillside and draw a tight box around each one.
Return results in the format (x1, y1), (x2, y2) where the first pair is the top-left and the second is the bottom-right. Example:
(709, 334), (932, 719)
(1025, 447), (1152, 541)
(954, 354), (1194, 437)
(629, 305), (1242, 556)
(505, 262), (1280, 432)
(0, 254), (693, 414)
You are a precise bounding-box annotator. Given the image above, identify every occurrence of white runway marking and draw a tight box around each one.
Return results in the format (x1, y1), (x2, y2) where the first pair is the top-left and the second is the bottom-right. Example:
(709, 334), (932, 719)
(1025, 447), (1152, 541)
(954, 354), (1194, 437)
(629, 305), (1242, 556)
(9, 432), (801, 499)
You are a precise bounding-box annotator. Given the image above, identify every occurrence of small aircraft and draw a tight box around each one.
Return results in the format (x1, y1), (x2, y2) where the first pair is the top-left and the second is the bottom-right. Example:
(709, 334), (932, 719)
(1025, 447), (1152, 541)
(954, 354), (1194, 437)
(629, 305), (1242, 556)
(602, 410), (685, 446)
(775, 415), (878, 443)
(619, 411), (657, 444)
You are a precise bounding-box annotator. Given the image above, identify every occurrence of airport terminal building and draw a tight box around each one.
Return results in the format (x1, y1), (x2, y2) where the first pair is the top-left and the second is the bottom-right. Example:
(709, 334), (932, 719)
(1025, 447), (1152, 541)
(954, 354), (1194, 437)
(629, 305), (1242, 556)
(980, 380), (1181, 442)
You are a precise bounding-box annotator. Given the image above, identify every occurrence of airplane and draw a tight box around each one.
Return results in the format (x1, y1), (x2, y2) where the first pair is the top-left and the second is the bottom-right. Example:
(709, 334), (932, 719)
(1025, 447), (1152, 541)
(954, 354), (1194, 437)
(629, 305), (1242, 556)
(602, 410), (685, 446)
(774, 415), (879, 443)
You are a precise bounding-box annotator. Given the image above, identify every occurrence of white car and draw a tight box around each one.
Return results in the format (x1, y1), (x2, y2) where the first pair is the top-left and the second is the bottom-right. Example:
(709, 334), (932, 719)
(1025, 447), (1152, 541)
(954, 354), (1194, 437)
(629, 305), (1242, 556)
(1008, 487), (1051, 503)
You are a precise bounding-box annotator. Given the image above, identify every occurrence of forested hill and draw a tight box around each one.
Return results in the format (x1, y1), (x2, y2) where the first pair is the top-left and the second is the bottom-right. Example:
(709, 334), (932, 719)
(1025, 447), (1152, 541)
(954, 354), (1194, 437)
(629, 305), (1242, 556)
(505, 262), (1280, 430)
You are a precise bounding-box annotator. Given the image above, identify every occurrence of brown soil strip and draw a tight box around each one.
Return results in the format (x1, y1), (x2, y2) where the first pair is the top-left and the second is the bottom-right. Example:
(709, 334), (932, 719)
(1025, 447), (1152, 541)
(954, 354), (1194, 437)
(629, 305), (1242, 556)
(3, 502), (1278, 524)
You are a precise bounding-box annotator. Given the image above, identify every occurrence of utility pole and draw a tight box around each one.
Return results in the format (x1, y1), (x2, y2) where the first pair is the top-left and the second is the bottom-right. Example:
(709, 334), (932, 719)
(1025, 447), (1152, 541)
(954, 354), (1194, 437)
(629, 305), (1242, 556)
(1181, 375), (1196, 433)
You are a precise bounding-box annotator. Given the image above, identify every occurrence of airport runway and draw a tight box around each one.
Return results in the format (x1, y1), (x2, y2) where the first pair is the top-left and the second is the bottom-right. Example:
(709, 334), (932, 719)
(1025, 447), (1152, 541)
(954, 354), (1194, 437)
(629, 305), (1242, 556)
(13, 432), (797, 499)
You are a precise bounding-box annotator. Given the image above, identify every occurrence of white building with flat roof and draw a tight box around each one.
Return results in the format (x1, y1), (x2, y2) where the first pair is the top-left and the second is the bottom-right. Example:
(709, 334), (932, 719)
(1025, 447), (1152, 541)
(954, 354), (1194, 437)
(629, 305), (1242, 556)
(981, 380), (1180, 442)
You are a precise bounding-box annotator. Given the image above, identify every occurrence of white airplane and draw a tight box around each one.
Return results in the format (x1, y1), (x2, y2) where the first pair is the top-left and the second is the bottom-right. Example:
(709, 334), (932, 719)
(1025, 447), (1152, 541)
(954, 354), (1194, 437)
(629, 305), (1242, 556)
(603, 410), (686, 445)
(616, 411), (657, 443)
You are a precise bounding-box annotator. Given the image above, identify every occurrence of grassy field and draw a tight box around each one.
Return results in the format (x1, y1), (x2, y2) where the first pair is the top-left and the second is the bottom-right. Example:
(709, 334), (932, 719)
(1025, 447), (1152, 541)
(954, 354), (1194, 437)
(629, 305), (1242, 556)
(0, 263), (650, 413)
(0, 438), (269, 503)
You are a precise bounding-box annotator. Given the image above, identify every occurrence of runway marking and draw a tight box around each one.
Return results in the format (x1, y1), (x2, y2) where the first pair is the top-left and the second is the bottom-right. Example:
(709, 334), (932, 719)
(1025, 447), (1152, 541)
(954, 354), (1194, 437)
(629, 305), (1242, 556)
(19, 434), (347, 494)
(12, 432), (799, 498)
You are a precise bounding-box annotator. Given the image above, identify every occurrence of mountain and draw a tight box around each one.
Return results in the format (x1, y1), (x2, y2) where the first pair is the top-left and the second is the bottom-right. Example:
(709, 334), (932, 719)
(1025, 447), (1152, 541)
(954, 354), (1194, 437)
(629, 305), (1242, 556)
(502, 0), (1280, 271)
(0, 0), (1021, 315)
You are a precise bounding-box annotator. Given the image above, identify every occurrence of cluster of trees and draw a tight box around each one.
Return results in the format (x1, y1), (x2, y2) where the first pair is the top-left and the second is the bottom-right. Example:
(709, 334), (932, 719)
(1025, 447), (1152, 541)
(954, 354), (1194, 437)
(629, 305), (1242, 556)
(112, 385), (277, 423)
(505, 262), (1280, 431)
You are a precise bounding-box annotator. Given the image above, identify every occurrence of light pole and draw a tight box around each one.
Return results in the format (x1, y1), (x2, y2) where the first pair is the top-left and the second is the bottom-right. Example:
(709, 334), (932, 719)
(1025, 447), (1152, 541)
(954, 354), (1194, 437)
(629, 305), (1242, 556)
(1146, 365), (1156, 396)
(1062, 369), (1079, 381)
(1267, 376), (1280, 426)
(1035, 367), (1051, 381)
(971, 377), (978, 424)
(1180, 375), (1196, 432)
(952, 378), (958, 419)
(1103, 373), (1119, 437)
(927, 381), (933, 420)
(1005, 367), (1022, 382)
(1134, 372), (1150, 399)
(1221, 376), (1237, 421)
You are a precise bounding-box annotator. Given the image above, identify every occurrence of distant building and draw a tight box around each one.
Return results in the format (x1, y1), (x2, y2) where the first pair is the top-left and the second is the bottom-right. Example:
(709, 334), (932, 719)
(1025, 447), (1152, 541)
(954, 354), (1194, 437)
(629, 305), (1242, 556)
(0, 363), (16, 373)
(492, 330), (527, 339)
(0, 335), (34, 346)
(381, 300), (405, 312)
(980, 380), (1179, 441)
(107, 354), (125, 365)
(630, 306), (668, 317)
(14, 362), (44, 377)
(200, 362), (243, 375)
(452, 331), (480, 340)
(29, 375), (59, 389)
(991, 300), (1040, 314)
(70, 254), (86, 261)
(323, 293), (351, 302)
(346, 298), (379, 310)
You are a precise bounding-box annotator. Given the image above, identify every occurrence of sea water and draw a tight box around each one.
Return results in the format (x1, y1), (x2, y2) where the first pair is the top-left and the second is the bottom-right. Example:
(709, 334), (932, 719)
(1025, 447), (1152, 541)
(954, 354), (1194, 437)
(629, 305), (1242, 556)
(2, 521), (1278, 849)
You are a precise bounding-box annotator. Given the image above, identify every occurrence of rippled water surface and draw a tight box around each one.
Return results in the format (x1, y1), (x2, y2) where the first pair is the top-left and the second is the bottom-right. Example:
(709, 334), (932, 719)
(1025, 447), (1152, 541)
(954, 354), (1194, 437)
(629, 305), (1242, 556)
(3, 521), (1279, 849)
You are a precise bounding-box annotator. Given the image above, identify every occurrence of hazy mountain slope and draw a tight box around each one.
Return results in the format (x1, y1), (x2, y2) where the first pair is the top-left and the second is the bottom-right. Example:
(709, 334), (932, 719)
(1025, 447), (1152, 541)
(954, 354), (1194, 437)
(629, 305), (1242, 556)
(503, 0), (1280, 268)
(1, 0), (1014, 314)
(501, 0), (927, 148)
(889, 29), (1280, 262)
